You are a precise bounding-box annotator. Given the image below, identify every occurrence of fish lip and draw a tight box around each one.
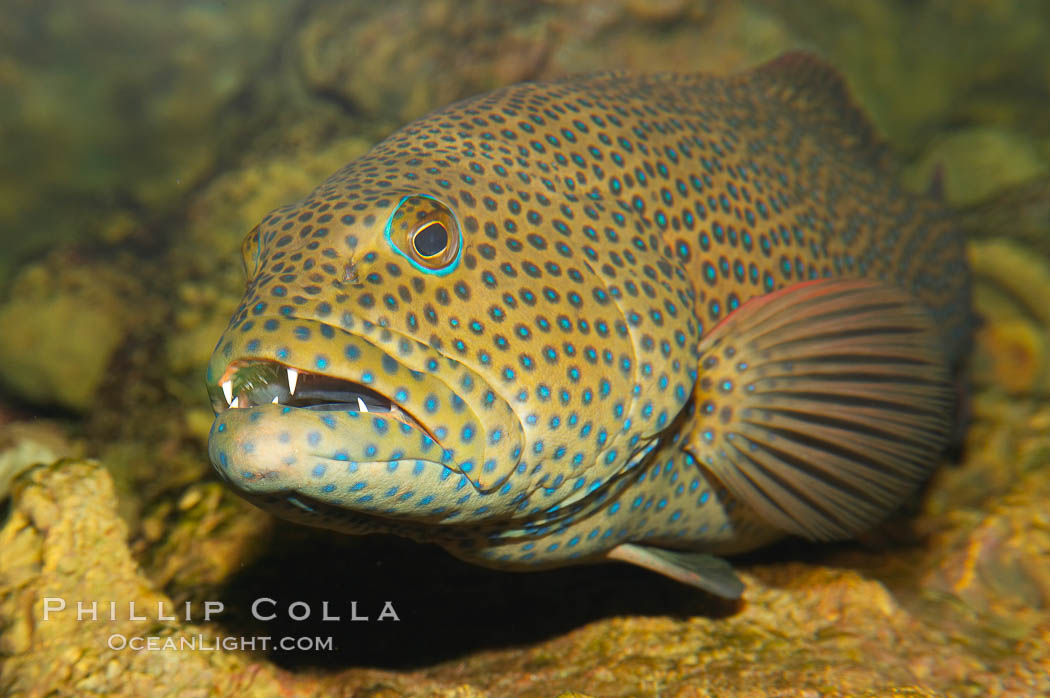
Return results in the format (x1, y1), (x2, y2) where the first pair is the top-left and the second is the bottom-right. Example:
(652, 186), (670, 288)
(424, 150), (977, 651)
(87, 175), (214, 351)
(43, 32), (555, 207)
(229, 481), (461, 538)
(206, 314), (502, 474)
(207, 313), (525, 493)
(211, 357), (440, 443)
(207, 403), (456, 503)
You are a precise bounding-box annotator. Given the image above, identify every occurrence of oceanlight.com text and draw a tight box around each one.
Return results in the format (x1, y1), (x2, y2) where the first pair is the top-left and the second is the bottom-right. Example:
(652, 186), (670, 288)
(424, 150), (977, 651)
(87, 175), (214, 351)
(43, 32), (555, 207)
(107, 634), (336, 652)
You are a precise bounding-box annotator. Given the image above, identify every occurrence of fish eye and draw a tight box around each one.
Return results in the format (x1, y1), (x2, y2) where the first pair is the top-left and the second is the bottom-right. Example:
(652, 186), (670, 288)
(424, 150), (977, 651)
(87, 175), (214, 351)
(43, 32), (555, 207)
(384, 195), (462, 275)
(411, 221), (449, 259)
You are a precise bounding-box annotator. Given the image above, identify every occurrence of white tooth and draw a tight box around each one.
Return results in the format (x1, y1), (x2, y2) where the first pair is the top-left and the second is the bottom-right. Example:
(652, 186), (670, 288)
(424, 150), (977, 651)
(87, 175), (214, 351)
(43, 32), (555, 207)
(287, 368), (299, 395)
(221, 380), (233, 405)
(271, 395), (279, 404)
(357, 396), (369, 413)
(230, 396), (240, 409)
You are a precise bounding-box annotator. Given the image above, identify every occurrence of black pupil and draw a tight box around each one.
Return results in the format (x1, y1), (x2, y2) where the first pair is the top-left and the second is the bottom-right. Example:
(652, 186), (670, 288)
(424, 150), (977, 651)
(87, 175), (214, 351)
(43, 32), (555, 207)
(413, 222), (448, 258)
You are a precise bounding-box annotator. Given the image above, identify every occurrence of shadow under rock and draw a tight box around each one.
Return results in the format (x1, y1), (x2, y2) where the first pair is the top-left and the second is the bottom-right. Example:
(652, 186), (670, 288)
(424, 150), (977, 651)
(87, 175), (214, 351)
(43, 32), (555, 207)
(215, 523), (741, 671)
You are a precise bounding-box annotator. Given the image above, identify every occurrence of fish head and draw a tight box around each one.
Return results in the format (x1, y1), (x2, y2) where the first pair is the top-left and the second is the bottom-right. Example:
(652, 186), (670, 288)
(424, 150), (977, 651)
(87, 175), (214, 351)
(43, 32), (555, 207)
(206, 112), (699, 535)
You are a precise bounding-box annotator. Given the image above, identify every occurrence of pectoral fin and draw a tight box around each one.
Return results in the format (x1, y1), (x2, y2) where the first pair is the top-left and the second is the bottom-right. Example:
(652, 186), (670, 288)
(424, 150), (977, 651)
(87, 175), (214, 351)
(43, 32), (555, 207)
(689, 278), (952, 541)
(607, 543), (745, 598)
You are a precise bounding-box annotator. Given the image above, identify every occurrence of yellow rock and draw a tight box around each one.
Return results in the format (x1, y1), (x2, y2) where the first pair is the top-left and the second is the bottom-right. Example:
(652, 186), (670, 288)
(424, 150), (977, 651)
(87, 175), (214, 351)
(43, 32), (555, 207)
(975, 320), (1046, 393)
(969, 239), (1050, 394)
(0, 260), (135, 412)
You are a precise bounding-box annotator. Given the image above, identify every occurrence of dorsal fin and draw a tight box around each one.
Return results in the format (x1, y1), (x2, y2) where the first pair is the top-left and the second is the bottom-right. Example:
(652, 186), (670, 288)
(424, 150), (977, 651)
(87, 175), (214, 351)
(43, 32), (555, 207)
(745, 52), (890, 169)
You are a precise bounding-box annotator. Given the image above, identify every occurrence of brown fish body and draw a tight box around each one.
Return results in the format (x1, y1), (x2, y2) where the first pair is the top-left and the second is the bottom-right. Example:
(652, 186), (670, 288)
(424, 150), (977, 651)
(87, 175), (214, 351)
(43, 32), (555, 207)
(207, 54), (972, 596)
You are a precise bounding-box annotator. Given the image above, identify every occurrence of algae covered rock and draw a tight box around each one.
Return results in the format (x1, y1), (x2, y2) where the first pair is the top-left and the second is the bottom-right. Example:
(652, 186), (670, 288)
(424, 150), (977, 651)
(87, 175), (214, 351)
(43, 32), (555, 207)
(903, 127), (1048, 207)
(961, 174), (1050, 257)
(0, 461), (253, 696)
(2, 459), (1048, 696)
(0, 460), (511, 696)
(556, 0), (794, 77)
(0, 0), (302, 285)
(0, 294), (124, 411)
(922, 462), (1050, 618)
(968, 239), (1050, 395)
(764, 0), (1050, 154)
(296, 0), (789, 124)
(296, 0), (551, 123)
(176, 135), (376, 269)
(0, 421), (77, 502)
(0, 257), (140, 412)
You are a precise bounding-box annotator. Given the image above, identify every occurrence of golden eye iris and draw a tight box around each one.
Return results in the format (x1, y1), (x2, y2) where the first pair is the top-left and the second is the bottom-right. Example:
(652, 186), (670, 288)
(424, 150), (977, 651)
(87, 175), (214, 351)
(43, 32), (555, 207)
(412, 221), (449, 259)
(386, 195), (461, 273)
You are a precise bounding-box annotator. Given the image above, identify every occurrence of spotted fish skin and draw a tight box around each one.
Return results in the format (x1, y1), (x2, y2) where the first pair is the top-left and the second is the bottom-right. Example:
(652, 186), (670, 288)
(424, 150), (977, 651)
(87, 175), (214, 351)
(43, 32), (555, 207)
(206, 54), (972, 583)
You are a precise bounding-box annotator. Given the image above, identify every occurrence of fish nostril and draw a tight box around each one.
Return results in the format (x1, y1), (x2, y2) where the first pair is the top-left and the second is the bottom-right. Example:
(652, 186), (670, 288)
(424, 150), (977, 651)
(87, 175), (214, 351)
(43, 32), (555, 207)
(343, 261), (359, 284)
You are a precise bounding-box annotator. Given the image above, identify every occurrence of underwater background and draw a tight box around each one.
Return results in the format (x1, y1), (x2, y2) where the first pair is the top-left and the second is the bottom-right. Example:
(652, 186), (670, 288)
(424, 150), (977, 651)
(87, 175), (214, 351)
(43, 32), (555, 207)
(1, 0), (1048, 695)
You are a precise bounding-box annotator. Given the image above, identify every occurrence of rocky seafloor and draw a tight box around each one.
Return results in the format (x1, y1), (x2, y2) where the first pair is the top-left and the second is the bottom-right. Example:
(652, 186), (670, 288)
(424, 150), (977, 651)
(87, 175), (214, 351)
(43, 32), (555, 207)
(2, 1), (1050, 695)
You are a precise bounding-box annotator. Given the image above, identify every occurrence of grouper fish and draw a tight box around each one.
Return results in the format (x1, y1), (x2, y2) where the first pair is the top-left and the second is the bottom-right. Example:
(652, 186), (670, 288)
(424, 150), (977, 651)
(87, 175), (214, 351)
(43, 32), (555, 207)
(206, 53), (972, 598)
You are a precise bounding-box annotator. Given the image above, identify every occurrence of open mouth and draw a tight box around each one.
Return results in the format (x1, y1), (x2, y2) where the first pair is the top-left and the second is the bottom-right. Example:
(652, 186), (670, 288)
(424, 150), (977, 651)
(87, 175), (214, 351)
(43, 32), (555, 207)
(216, 360), (432, 436)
